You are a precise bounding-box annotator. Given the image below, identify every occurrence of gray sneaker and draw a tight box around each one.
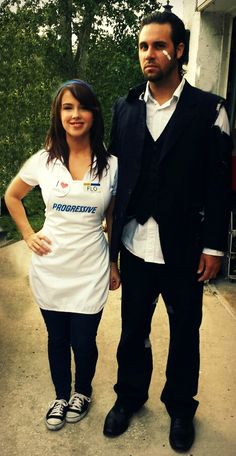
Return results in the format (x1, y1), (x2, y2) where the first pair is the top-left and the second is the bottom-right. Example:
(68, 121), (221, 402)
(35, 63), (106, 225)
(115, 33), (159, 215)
(45, 399), (68, 431)
(66, 393), (91, 423)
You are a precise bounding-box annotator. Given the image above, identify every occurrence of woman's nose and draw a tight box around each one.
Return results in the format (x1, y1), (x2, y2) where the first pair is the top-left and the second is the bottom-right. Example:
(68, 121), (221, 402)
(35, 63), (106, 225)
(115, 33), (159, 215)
(72, 108), (81, 118)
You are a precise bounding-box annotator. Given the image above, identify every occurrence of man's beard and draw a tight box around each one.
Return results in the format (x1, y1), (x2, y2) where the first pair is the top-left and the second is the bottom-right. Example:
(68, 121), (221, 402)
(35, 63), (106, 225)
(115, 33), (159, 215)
(144, 53), (178, 83)
(144, 71), (164, 83)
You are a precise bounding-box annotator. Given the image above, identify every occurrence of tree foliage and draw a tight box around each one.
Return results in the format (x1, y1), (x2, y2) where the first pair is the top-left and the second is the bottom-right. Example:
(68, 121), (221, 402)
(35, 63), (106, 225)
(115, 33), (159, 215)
(0, 0), (162, 197)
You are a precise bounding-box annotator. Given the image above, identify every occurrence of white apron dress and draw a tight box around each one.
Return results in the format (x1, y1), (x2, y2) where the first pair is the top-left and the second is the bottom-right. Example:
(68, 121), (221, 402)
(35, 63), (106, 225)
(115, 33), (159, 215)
(19, 150), (117, 314)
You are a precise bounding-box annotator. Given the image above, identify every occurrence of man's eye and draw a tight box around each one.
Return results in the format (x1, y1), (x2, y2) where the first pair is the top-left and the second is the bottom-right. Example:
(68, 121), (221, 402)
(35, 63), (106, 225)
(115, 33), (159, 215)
(139, 44), (147, 51)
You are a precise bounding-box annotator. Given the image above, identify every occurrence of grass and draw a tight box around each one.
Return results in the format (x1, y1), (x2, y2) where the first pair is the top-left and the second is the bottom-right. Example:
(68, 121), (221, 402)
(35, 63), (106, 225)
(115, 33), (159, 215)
(0, 214), (45, 242)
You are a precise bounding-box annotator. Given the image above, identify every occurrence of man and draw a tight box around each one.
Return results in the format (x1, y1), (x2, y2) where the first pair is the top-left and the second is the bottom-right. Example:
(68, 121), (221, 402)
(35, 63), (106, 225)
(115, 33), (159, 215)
(104, 11), (232, 453)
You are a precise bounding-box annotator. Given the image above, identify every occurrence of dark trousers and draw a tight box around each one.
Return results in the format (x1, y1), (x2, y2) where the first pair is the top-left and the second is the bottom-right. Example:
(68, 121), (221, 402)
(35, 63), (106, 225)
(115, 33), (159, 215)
(114, 246), (203, 419)
(41, 309), (102, 401)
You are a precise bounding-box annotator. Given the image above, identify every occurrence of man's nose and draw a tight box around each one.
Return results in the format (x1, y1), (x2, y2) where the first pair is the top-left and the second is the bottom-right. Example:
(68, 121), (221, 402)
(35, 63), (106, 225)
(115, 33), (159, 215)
(145, 46), (155, 59)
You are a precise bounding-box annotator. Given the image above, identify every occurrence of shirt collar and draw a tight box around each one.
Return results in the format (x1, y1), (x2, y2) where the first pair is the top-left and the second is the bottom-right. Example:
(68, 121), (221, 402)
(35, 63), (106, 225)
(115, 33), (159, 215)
(143, 78), (186, 105)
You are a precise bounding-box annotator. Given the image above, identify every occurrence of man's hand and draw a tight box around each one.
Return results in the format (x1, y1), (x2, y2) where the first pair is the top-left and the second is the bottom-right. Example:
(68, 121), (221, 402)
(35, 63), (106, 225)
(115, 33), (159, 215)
(109, 262), (121, 290)
(197, 253), (222, 282)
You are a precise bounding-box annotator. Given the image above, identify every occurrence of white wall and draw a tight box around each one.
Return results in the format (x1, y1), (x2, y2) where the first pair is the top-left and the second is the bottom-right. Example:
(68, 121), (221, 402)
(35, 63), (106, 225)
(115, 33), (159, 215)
(171, 0), (184, 19)
(183, 0), (233, 97)
(195, 12), (232, 95)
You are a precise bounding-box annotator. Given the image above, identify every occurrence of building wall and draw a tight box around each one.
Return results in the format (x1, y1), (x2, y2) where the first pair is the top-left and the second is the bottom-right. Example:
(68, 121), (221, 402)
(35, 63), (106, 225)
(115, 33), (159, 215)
(183, 1), (233, 98)
(197, 13), (231, 95)
(182, 0), (236, 191)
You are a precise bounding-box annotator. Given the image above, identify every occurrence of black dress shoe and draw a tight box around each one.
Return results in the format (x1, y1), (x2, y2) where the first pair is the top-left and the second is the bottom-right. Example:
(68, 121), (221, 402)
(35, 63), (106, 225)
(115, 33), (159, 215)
(169, 417), (195, 452)
(103, 404), (133, 437)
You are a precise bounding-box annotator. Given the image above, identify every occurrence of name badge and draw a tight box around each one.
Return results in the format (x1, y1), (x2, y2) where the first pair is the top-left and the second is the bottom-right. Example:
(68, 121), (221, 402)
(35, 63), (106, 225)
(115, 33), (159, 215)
(53, 180), (71, 197)
(83, 182), (101, 193)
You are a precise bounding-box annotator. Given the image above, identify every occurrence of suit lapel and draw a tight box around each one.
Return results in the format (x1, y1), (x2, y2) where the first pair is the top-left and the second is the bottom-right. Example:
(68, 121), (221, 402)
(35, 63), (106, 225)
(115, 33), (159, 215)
(159, 82), (198, 163)
(126, 96), (146, 167)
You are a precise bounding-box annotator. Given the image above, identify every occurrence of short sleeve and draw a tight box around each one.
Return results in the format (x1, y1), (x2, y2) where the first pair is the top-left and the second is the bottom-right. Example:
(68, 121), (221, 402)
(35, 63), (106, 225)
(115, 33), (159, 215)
(18, 150), (47, 186)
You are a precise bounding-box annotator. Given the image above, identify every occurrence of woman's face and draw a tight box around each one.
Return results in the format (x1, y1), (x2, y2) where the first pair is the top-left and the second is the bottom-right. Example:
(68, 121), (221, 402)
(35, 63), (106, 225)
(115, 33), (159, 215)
(60, 89), (94, 141)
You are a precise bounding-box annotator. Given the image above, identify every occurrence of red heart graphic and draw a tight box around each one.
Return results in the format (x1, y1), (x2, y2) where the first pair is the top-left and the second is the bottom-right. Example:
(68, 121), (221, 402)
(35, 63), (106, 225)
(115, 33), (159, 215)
(60, 182), (68, 188)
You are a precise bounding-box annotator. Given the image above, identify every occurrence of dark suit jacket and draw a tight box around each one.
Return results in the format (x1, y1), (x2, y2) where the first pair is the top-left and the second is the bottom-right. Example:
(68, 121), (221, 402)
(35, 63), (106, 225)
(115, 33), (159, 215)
(109, 80), (232, 269)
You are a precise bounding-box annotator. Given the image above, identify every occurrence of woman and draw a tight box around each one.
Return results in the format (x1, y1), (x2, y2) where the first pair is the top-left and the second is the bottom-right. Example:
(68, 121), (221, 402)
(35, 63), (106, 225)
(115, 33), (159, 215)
(5, 79), (120, 431)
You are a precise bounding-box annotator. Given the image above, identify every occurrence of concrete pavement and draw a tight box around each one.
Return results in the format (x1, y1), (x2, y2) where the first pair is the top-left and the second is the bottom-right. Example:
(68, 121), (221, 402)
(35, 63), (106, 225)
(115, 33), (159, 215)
(0, 241), (236, 456)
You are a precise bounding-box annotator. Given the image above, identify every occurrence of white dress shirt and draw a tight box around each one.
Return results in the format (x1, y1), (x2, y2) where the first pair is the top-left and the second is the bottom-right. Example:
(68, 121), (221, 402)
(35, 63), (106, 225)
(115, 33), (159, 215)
(122, 79), (230, 263)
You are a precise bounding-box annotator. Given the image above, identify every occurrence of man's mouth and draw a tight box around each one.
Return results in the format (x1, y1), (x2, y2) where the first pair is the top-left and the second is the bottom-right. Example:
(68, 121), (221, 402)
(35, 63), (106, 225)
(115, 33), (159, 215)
(144, 64), (158, 70)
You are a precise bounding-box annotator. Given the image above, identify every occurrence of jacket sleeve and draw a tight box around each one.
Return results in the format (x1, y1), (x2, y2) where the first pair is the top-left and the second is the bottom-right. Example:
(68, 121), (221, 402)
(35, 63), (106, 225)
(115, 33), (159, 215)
(203, 105), (233, 251)
(108, 100), (123, 262)
(107, 100), (121, 158)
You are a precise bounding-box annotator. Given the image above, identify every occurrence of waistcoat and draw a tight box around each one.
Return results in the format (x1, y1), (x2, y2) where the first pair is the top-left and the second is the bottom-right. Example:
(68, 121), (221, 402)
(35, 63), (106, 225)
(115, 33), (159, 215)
(127, 125), (168, 224)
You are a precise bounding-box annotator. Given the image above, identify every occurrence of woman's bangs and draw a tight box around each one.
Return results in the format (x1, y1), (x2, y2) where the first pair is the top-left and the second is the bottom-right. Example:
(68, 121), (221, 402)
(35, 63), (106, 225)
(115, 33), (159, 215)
(70, 85), (98, 111)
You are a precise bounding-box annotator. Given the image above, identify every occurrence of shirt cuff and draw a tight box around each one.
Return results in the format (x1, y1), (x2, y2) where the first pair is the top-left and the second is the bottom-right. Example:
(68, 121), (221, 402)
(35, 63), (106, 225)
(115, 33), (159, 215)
(203, 248), (224, 257)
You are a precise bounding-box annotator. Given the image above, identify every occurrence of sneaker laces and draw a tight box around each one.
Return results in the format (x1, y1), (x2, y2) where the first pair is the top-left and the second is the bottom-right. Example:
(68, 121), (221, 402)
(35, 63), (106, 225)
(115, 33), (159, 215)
(49, 399), (68, 417)
(69, 393), (91, 411)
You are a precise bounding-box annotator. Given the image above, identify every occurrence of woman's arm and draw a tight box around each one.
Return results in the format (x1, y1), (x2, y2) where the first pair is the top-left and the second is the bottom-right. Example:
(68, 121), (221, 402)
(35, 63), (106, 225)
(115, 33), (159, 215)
(5, 176), (51, 255)
(105, 196), (120, 290)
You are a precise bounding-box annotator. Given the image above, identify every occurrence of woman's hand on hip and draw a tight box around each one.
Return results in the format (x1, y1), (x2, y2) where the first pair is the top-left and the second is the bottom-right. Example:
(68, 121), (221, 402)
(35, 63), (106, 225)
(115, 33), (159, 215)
(25, 231), (52, 256)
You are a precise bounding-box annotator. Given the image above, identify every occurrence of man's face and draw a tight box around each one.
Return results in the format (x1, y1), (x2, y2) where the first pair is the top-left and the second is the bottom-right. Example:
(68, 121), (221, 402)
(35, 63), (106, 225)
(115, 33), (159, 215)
(138, 22), (182, 82)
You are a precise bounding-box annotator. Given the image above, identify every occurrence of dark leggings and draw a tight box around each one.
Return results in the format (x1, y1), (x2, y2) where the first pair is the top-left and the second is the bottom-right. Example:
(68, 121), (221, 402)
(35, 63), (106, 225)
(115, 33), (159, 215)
(41, 309), (102, 401)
